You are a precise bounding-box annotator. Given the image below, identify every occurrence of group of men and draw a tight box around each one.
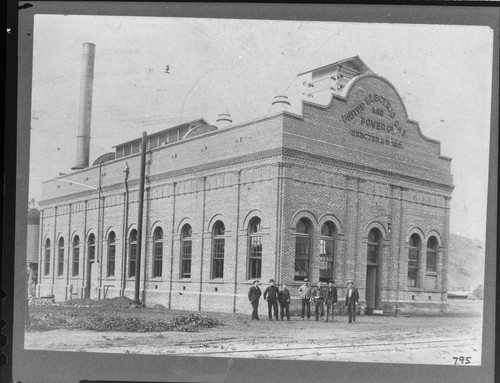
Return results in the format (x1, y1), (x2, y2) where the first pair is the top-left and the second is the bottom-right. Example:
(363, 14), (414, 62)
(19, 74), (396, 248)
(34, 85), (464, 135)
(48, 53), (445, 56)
(248, 278), (360, 324)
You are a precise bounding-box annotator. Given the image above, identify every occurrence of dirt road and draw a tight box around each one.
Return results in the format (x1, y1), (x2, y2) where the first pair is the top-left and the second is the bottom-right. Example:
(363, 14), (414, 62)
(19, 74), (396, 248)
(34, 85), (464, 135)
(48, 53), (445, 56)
(25, 314), (482, 365)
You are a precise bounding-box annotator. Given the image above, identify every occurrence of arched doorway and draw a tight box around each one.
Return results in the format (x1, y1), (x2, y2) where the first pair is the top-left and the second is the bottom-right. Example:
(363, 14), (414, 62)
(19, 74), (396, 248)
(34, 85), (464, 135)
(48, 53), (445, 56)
(366, 228), (382, 312)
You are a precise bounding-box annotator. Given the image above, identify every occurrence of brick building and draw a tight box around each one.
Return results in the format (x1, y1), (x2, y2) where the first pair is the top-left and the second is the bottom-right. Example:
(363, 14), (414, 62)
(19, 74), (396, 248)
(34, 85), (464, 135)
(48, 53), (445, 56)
(37, 56), (453, 314)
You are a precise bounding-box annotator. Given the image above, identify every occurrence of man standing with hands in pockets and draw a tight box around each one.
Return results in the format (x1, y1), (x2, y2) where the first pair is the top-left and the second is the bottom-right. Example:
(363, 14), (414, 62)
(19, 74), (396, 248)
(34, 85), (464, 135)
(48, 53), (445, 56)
(325, 280), (338, 322)
(263, 279), (279, 321)
(345, 280), (359, 324)
(248, 280), (262, 320)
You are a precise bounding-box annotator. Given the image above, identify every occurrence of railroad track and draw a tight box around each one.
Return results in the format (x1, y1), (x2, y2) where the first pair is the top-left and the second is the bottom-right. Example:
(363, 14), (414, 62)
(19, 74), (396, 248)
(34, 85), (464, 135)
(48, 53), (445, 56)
(173, 337), (480, 358)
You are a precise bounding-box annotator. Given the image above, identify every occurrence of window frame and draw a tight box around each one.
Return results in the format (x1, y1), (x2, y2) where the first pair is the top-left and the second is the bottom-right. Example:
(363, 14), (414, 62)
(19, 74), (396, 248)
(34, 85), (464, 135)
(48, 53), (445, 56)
(408, 234), (421, 287)
(319, 222), (336, 283)
(294, 218), (312, 282)
(180, 224), (192, 279)
(129, 229), (137, 278)
(153, 227), (163, 278)
(44, 238), (51, 276)
(88, 233), (96, 262)
(107, 232), (116, 277)
(426, 236), (438, 272)
(247, 217), (263, 280)
(72, 236), (80, 277)
(57, 237), (65, 276)
(211, 221), (225, 279)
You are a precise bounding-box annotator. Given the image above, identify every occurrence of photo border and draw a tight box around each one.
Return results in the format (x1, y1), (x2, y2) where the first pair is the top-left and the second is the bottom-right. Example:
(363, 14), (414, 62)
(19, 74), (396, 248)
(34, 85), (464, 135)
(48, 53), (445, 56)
(5, 2), (498, 382)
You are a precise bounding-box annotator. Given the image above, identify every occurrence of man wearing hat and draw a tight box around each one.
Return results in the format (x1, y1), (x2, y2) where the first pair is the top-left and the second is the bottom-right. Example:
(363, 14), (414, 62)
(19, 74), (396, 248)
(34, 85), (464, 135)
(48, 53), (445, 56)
(263, 279), (279, 320)
(278, 283), (291, 321)
(345, 280), (359, 324)
(312, 281), (327, 321)
(248, 280), (262, 320)
(325, 280), (338, 322)
(298, 278), (312, 320)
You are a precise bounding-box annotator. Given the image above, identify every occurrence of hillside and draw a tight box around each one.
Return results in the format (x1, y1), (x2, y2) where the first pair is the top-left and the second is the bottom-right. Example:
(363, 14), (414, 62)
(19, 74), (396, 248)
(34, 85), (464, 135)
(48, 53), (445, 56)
(447, 233), (485, 291)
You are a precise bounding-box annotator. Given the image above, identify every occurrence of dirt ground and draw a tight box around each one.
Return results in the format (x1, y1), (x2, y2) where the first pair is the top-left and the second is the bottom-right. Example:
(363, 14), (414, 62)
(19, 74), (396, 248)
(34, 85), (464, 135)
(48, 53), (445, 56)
(24, 300), (484, 365)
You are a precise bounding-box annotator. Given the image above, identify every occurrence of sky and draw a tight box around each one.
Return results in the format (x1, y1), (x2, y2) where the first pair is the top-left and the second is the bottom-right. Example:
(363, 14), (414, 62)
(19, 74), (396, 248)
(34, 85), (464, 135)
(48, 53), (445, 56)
(29, 15), (493, 241)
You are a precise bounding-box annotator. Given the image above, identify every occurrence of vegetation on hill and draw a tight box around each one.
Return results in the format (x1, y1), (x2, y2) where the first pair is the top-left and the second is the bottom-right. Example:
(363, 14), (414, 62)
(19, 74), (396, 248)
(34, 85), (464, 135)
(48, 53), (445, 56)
(447, 233), (485, 293)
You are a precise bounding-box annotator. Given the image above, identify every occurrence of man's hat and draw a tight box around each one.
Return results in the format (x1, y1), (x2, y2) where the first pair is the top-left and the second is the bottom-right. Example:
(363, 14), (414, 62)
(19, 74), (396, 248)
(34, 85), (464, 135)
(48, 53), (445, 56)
(253, 280), (260, 284)
(347, 280), (354, 284)
(269, 279), (275, 283)
(328, 280), (335, 284)
(304, 278), (309, 282)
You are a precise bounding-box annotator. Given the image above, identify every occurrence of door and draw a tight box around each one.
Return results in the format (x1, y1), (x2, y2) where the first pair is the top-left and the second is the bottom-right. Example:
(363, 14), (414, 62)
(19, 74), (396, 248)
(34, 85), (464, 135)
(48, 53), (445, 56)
(85, 260), (99, 299)
(366, 265), (378, 311)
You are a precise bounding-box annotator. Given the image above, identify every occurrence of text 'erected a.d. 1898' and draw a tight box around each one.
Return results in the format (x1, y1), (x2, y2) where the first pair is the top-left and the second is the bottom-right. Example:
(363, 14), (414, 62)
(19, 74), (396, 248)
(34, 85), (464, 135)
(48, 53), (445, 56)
(341, 93), (406, 149)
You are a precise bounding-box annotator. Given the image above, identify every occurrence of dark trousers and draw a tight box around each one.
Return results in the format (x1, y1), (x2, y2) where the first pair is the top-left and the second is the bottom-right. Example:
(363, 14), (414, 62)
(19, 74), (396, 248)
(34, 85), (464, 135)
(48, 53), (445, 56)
(301, 299), (311, 319)
(280, 303), (290, 320)
(251, 301), (259, 320)
(314, 299), (325, 320)
(325, 301), (335, 321)
(268, 300), (278, 320)
(347, 301), (356, 323)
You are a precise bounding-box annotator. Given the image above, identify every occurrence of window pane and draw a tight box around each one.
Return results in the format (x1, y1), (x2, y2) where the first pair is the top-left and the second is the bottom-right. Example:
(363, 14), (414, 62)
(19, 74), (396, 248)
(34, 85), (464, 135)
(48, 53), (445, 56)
(426, 250), (436, 272)
(129, 230), (137, 278)
(44, 240), (51, 276)
(181, 239), (192, 278)
(108, 233), (116, 277)
(73, 238), (80, 277)
(295, 236), (310, 281)
(248, 234), (262, 279)
(58, 238), (64, 276)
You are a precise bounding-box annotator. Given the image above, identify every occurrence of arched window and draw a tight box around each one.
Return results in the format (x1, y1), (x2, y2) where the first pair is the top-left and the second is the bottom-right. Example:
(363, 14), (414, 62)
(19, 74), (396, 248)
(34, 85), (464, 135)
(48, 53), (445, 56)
(248, 217), (262, 280)
(153, 227), (163, 278)
(72, 236), (80, 277)
(88, 233), (96, 262)
(367, 229), (381, 265)
(427, 236), (438, 272)
(180, 224), (192, 278)
(319, 222), (336, 282)
(408, 234), (421, 287)
(211, 221), (225, 279)
(129, 230), (137, 278)
(294, 218), (312, 281)
(107, 232), (116, 277)
(44, 239), (51, 276)
(57, 237), (65, 276)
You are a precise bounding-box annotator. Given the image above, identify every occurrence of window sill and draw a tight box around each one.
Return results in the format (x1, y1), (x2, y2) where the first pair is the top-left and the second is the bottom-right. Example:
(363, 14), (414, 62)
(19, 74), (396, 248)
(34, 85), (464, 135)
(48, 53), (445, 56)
(407, 287), (424, 291)
(426, 271), (438, 276)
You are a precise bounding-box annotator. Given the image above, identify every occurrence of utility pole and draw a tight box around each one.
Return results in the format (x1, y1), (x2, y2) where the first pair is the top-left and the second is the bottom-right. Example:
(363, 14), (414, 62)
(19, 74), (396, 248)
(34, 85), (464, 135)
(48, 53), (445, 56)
(134, 132), (147, 305)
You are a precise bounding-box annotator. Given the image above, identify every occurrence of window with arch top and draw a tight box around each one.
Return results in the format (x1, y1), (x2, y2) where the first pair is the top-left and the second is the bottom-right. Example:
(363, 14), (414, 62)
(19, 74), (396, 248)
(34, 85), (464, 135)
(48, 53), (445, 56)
(44, 238), (51, 276)
(72, 236), (80, 277)
(211, 221), (225, 279)
(367, 228), (382, 265)
(129, 230), (137, 277)
(426, 236), (438, 272)
(408, 233), (421, 287)
(180, 224), (192, 278)
(57, 237), (65, 276)
(88, 233), (96, 262)
(294, 218), (312, 281)
(319, 222), (336, 282)
(248, 217), (262, 280)
(153, 227), (163, 278)
(107, 232), (116, 277)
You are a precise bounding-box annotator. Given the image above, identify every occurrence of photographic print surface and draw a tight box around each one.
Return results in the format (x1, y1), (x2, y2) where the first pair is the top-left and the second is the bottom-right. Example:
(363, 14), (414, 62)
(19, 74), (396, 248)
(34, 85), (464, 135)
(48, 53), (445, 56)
(16, 5), (496, 382)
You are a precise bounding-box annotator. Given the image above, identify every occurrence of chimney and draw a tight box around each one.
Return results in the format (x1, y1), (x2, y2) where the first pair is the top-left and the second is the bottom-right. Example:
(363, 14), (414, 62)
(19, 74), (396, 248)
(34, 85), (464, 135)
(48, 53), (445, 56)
(72, 43), (96, 170)
(216, 113), (233, 128)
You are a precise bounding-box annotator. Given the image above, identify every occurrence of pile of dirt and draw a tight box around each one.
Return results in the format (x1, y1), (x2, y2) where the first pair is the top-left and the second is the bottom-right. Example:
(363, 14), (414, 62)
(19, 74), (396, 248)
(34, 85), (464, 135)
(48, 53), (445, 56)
(61, 296), (135, 309)
(29, 297), (56, 306)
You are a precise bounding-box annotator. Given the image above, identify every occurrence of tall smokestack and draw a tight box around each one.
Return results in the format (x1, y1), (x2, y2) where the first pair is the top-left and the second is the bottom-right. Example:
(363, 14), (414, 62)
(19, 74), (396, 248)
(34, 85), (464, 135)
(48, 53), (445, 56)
(72, 43), (96, 170)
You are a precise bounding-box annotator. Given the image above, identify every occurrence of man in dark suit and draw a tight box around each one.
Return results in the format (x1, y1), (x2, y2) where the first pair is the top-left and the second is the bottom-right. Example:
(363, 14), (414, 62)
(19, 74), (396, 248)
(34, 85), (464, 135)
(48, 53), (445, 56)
(263, 279), (279, 320)
(278, 283), (291, 321)
(248, 280), (262, 320)
(345, 280), (359, 323)
(312, 281), (327, 321)
(325, 280), (338, 322)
